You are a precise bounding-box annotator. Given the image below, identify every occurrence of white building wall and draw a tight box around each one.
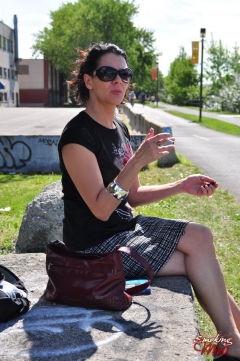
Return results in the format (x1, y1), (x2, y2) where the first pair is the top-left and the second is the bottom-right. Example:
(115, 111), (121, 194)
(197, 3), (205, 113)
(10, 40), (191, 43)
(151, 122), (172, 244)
(18, 59), (44, 89)
(0, 20), (19, 107)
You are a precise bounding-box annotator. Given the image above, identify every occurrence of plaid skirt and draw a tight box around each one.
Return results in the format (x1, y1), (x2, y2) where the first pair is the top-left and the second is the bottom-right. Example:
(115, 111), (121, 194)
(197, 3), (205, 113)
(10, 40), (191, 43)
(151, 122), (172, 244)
(83, 215), (189, 278)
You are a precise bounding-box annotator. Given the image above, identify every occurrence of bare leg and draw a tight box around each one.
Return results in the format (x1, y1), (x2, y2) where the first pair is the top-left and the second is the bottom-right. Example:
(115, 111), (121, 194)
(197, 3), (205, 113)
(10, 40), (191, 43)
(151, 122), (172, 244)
(157, 222), (240, 358)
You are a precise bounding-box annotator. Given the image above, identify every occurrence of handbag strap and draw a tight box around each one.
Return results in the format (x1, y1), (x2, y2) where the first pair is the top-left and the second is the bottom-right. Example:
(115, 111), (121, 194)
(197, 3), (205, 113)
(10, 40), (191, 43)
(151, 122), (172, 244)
(116, 245), (154, 295)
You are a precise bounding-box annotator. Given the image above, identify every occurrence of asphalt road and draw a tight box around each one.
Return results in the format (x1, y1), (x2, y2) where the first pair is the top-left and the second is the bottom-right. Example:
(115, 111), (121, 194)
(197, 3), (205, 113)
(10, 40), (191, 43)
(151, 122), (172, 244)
(156, 102), (240, 126)
(130, 103), (240, 203)
(0, 105), (240, 203)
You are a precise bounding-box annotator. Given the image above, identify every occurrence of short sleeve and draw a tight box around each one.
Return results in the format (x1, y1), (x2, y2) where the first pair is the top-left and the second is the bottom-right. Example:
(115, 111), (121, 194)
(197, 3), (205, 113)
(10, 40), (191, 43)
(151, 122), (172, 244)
(58, 123), (97, 155)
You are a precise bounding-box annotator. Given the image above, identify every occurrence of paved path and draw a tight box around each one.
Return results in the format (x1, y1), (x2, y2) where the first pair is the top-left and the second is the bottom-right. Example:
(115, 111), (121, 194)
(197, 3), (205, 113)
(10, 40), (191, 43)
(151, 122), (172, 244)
(0, 107), (80, 135)
(157, 102), (240, 126)
(129, 103), (240, 203)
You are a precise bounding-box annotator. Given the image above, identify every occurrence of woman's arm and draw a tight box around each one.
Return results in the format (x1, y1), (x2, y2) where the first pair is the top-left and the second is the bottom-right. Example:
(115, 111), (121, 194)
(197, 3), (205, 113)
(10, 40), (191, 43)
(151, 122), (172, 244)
(127, 174), (218, 208)
(62, 129), (174, 219)
(62, 129), (217, 220)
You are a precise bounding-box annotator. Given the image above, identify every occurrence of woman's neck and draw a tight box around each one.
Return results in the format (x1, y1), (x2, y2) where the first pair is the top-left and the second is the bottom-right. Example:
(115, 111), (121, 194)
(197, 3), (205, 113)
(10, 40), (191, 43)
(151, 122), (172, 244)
(85, 100), (117, 129)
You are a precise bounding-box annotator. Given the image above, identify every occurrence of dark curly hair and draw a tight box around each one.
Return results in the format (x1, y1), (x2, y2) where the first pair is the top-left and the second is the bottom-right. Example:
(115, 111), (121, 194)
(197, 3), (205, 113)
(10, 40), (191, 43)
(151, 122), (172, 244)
(68, 43), (130, 105)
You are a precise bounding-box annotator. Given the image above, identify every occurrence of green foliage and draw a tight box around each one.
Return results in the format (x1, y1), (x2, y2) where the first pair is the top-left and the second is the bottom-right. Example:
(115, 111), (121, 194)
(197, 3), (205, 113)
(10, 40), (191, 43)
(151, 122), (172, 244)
(165, 46), (199, 105)
(133, 68), (165, 100)
(32, 0), (158, 88)
(205, 37), (233, 95)
(220, 75), (240, 113)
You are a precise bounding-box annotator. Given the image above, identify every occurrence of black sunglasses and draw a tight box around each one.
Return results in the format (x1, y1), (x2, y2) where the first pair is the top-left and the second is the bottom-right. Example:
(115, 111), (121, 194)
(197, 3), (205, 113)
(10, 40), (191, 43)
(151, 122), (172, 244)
(90, 66), (133, 83)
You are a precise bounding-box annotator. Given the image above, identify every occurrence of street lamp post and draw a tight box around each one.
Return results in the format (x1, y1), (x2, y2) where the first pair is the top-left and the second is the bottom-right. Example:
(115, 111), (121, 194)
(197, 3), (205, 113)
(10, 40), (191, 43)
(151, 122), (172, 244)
(199, 28), (206, 122)
(156, 61), (159, 107)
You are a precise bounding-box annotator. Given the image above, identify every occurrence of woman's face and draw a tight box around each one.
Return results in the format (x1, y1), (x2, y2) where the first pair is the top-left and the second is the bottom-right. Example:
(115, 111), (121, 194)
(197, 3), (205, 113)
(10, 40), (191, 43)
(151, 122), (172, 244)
(86, 53), (129, 106)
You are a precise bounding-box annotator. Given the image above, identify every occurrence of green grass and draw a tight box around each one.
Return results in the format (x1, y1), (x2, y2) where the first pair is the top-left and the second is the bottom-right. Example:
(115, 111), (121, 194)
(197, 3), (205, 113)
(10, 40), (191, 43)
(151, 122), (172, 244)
(0, 173), (61, 253)
(144, 101), (165, 109)
(166, 110), (240, 136)
(134, 159), (240, 361)
(1, 160), (240, 360)
(181, 106), (239, 115)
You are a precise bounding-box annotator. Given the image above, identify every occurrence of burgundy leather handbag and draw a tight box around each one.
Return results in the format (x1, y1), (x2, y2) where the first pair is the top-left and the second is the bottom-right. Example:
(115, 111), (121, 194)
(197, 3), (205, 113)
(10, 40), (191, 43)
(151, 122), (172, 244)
(43, 240), (154, 311)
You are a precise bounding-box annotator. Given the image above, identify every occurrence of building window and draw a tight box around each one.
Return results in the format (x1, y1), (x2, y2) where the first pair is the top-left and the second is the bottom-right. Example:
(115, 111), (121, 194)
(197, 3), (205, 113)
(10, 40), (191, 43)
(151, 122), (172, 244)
(15, 71), (18, 80)
(19, 65), (29, 75)
(3, 37), (6, 50)
(11, 69), (15, 79)
(4, 92), (7, 101)
(0, 93), (2, 102)
(12, 92), (15, 102)
(4, 68), (7, 78)
(7, 39), (13, 53)
(0, 35), (2, 49)
(0, 67), (2, 78)
(8, 69), (10, 79)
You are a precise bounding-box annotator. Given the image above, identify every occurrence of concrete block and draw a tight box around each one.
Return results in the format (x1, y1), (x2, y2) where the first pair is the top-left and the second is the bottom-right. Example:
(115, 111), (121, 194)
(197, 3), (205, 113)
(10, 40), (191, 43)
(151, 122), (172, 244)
(0, 253), (203, 361)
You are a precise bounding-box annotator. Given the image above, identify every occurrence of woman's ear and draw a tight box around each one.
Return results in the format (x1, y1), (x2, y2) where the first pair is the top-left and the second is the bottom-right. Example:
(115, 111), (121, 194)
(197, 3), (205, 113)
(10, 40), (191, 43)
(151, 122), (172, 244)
(84, 74), (93, 90)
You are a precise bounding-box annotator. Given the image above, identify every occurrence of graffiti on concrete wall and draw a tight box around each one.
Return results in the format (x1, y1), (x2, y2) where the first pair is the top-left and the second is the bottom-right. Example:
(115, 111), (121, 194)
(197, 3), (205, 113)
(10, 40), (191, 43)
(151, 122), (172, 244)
(38, 138), (59, 147)
(0, 136), (60, 172)
(0, 136), (32, 170)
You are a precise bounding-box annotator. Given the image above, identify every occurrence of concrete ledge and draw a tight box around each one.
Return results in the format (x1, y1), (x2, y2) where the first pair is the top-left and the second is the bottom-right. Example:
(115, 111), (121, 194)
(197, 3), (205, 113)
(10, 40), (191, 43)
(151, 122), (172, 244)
(122, 104), (179, 167)
(0, 135), (149, 174)
(0, 253), (203, 360)
(122, 103), (168, 135)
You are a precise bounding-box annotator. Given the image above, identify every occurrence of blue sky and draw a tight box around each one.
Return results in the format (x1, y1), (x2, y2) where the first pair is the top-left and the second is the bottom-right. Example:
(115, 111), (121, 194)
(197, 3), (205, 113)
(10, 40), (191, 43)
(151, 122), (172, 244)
(1, 0), (240, 75)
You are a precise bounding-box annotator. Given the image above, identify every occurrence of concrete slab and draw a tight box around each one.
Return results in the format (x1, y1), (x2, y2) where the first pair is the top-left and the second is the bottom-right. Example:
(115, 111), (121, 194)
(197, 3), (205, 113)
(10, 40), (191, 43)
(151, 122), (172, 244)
(0, 253), (203, 361)
(0, 107), (80, 136)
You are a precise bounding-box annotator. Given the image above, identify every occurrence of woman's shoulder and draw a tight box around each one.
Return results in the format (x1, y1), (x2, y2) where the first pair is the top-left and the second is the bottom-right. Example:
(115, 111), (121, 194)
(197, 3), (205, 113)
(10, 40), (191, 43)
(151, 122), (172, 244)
(64, 110), (89, 130)
(58, 110), (95, 149)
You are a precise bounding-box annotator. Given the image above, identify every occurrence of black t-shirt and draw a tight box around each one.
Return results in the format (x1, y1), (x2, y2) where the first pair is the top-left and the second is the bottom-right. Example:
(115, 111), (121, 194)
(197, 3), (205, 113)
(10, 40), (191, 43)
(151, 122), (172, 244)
(58, 110), (137, 251)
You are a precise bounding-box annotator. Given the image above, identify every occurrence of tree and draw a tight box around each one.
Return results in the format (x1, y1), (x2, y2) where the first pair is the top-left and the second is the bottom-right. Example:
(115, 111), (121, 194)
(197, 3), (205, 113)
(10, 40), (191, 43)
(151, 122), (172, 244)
(32, 0), (158, 87)
(133, 68), (165, 102)
(165, 47), (199, 105)
(220, 74), (240, 113)
(205, 37), (232, 95)
(229, 44), (240, 75)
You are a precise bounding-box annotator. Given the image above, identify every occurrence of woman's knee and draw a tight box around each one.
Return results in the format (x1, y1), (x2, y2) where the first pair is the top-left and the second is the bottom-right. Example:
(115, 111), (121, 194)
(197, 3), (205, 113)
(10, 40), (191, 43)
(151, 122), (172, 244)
(178, 222), (215, 255)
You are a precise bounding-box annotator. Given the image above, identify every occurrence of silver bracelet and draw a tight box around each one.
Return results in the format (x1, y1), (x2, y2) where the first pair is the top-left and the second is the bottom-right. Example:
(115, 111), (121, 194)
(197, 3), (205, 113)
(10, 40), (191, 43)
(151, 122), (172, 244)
(107, 181), (129, 201)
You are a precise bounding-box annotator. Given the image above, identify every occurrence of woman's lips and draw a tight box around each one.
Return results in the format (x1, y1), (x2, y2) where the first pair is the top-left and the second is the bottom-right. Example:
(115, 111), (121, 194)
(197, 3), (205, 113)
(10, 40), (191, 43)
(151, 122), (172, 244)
(111, 89), (122, 95)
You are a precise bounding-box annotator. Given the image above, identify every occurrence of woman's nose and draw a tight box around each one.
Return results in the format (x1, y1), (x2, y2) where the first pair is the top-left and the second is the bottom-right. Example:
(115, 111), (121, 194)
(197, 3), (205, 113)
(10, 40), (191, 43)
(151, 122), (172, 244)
(113, 74), (122, 83)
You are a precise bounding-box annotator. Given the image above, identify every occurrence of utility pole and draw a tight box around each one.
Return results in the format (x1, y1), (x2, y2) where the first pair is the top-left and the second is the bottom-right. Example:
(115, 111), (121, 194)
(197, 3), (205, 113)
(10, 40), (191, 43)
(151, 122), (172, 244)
(156, 61), (159, 107)
(199, 28), (206, 122)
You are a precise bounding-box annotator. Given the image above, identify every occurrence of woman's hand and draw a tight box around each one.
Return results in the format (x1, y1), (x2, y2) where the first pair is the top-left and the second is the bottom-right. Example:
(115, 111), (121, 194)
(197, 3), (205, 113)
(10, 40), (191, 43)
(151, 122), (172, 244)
(133, 128), (175, 168)
(182, 174), (218, 197)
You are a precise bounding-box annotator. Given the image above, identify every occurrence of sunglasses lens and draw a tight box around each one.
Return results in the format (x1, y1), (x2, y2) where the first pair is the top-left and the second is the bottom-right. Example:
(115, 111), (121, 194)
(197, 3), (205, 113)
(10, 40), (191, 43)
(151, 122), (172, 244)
(95, 67), (133, 83)
(119, 69), (132, 83)
(98, 67), (116, 81)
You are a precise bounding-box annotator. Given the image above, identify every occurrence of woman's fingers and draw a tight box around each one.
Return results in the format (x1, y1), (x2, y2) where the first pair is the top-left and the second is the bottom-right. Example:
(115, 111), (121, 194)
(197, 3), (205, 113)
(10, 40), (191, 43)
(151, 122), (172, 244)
(143, 128), (155, 142)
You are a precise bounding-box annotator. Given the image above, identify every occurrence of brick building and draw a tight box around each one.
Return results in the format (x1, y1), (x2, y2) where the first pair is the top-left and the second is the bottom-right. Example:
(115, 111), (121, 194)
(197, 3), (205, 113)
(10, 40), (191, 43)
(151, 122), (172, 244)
(18, 58), (68, 107)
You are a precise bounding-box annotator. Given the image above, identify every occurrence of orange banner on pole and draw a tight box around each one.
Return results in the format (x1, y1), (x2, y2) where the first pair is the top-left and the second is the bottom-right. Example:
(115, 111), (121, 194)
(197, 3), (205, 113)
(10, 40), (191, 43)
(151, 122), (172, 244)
(152, 67), (157, 80)
(191, 41), (199, 64)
